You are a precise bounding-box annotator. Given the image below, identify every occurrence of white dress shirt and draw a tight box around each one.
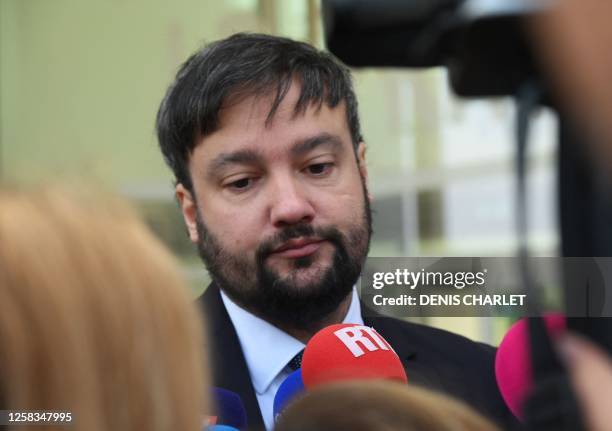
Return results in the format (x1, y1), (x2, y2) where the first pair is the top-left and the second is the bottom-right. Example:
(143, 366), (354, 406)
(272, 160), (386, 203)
(221, 288), (364, 431)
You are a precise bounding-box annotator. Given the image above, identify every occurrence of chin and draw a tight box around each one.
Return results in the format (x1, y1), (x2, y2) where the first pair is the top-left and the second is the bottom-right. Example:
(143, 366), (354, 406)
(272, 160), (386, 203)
(281, 263), (330, 288)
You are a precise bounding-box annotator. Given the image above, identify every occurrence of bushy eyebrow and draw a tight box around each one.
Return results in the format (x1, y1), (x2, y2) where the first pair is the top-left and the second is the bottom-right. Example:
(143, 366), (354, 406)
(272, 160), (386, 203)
(290, 133), (343, 157)
(207, 149), (263, 179)
(206, 132), (344, 179)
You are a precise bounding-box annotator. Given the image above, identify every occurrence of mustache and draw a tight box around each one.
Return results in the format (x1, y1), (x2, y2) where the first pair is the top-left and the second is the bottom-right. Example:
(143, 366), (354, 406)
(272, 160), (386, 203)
(256, 224), (344, 261)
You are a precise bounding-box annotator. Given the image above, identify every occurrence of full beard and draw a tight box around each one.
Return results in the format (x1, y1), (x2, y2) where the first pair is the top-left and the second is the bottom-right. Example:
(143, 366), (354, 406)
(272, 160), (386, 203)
(194, 189), (372, 332)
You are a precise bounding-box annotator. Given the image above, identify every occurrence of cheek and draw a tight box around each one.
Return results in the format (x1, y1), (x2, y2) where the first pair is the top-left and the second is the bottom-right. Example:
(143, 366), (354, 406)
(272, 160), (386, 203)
(201, 206), (263, 252)
(317, 187), (366, 225)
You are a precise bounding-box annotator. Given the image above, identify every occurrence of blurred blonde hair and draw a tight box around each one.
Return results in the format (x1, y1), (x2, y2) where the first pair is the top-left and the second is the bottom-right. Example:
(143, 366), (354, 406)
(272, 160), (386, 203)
(275, 380), (500, 431)
(0, 186), (207, 431)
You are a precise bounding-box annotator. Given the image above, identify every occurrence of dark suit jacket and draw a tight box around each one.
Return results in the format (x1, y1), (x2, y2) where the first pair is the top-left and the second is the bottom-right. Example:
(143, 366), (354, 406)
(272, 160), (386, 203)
(199, 284), (520, 430)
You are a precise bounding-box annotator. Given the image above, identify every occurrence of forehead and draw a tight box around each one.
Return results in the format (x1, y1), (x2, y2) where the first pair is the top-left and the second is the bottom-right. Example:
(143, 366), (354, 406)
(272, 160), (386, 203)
(194, 83), (352, 159)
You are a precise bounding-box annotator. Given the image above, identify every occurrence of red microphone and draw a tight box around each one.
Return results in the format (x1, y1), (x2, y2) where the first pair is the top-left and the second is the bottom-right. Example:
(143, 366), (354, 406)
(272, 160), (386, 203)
(301, 323), (408, 388)
(495, 313), (566, 421)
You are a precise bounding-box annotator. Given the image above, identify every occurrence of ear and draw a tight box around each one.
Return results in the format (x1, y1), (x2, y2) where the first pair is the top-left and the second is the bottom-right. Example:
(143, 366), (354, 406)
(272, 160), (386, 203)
(356, 142), (372, 202)
(176, 183), (199, 243)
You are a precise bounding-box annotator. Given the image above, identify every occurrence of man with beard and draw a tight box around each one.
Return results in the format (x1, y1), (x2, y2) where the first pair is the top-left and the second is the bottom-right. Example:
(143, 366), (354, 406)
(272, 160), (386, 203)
(156, 33), (516, 431)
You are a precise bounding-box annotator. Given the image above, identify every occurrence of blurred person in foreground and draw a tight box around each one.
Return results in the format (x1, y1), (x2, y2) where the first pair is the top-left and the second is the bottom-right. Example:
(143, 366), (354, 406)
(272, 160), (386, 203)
(529, 3), (612, 430)
(156, 32), (516, 430)
(0, 187), (207, 431)
(275, 380), (500, 431)
(529, 0), (612, 169)
(556, 333), (612, 431)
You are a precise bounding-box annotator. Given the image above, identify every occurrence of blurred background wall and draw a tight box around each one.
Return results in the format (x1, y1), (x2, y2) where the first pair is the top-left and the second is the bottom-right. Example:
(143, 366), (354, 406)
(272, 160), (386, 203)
(0, 0), (560, 344)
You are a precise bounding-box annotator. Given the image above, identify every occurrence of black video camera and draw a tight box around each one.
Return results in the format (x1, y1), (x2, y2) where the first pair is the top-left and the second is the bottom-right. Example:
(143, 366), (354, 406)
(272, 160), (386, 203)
(323, 0), (553, 97)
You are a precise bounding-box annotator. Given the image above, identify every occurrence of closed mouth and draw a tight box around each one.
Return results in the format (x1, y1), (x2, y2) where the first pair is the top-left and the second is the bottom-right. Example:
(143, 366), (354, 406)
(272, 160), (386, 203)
(270, 237), (325, 259)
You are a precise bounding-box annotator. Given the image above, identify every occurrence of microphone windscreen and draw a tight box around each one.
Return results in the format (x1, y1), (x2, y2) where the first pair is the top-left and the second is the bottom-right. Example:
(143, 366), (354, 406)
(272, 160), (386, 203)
(211, 387), (247, 429)
(495, 313), (566, 420)
(302, 323), (407, 388)
(273, 369), (305, 420)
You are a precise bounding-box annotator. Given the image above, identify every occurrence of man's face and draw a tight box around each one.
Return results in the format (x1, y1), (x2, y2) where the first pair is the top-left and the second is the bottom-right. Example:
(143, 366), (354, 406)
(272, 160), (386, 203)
(177, 84), (371, 330)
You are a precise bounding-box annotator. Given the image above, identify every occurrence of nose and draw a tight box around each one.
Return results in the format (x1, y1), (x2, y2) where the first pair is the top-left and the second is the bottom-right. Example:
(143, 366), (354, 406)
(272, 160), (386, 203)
(268, 175), (315, 228)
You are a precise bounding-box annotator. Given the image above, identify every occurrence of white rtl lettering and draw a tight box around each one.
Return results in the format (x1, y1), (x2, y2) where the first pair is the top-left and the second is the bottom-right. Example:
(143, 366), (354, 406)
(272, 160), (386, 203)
(360, 326), (389, 351)
(334, 326), (378, 358)
(361, 326), (398, 355)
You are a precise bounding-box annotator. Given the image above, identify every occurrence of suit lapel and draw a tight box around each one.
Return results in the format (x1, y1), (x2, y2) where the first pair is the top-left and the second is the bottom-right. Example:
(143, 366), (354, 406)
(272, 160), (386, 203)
(362, 305), (446, 391)
(362, 312), (417, 368)
(362, 309), (417, 365)
(198, 283), (265, 430)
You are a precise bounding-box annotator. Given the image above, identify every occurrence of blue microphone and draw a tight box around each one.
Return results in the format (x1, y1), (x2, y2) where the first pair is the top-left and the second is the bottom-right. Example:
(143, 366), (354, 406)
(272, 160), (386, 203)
(273, 369), (305, 421)
(206, 426), (240, 431)
(210, 387), (247, 429)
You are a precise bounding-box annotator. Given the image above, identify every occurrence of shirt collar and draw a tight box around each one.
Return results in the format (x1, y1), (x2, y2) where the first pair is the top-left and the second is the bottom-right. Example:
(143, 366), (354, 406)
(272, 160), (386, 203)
(221, 288), (363, 395)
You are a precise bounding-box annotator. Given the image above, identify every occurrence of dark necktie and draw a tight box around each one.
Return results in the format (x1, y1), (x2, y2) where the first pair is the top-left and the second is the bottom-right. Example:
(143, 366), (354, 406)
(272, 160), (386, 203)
(287, 349), (304, 371)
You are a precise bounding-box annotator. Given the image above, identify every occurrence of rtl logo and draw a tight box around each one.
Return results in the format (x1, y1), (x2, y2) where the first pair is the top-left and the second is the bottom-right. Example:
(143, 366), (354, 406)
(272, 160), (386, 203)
(333, 325), (397, 358)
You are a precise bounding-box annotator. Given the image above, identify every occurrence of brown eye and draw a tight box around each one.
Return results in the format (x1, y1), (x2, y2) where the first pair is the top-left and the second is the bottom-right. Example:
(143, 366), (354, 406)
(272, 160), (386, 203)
(307, 163), (332, 175)
(227, 177), (255, 191)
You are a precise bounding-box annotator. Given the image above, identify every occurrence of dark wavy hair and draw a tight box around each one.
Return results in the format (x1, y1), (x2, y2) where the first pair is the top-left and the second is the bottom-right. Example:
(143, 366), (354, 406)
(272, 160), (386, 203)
(156, 32), (362, 191)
